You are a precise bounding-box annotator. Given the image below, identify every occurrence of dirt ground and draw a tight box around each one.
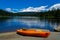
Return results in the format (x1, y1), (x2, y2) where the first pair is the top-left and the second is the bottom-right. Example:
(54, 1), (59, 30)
(0, 32), (60, 40)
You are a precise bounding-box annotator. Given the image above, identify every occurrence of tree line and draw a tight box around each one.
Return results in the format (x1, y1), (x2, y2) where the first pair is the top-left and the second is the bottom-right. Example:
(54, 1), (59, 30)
(0, 9), (60, 19)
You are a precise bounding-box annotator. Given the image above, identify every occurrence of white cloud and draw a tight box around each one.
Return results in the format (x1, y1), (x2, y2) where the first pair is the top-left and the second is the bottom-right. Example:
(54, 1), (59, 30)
(49, 3), (60, 10)
(20, 6), (48, 12)
(5, 8), (11, 12)
(5, 3), (60, 12)
(20, 3), (60, 12)
(5, 8), (19, 13)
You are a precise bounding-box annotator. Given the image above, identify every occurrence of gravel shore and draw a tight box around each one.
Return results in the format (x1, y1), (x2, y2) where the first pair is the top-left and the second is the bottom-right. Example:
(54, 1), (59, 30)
(0, 32), (60, 40)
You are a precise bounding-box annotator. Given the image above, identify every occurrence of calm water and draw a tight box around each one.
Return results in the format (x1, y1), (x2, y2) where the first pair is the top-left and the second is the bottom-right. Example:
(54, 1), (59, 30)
(0, 16), (58, 33)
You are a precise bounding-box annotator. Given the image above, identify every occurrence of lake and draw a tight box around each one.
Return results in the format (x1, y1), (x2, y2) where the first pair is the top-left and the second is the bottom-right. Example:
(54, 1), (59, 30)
(0, 16), (59, 33)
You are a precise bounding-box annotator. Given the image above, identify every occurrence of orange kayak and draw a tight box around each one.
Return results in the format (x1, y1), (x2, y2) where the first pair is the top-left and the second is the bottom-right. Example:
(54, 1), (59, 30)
(17, 29), (50, 38)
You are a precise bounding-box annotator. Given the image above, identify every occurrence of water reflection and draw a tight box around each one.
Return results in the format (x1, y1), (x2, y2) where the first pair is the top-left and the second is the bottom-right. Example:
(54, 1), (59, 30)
(0, 16), (60, 33)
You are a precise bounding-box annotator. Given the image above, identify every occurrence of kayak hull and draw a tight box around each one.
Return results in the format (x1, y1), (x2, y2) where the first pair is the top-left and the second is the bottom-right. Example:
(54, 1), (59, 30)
(17, 29), (50, 38)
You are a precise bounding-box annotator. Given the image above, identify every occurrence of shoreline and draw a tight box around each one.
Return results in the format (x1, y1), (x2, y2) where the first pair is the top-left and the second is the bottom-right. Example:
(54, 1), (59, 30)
(0, 31), (60, 40)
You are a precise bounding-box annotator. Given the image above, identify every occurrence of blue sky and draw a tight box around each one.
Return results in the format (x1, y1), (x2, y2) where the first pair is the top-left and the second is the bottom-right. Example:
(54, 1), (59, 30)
(0, 0), (60, 12)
